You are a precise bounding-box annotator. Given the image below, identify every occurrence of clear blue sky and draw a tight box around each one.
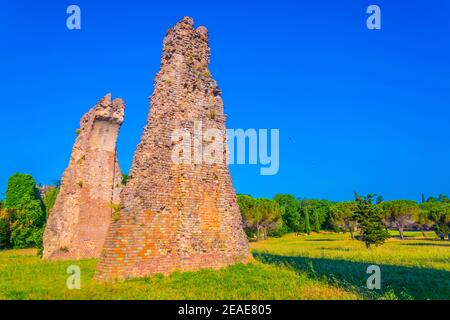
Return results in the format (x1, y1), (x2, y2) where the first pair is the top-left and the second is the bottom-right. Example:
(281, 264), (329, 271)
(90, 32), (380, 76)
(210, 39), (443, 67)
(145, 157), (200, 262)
(1, 0), (449, 201)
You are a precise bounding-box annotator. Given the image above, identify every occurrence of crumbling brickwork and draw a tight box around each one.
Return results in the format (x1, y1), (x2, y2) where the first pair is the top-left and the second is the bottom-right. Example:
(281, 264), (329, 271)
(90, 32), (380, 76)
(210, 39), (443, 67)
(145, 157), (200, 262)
(96, 17), (251, 280)
(43, 94), (124, 260)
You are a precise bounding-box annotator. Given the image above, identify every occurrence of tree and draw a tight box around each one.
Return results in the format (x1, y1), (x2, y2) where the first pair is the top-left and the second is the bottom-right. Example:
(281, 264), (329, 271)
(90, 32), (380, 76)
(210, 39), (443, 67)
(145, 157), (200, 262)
(298, 199), (332, 234)
(427, 202), (450, 239)
(52, 179), (62, 189)
(425, 194), (450, 205)
(311, 206), (330, 232)
(376, 196), (384, 204)
(313, 209), (321, 232)
(273, 194), (301, 235)
(379, 200), (419, 240)
(304, 207), (311, 234)
(237, 195), (283, 241)
(4, 173), (40, 209)
(257, 198), (282, 240)
(237, 195), (259, 240)
(36, 184), (60, 256)
(330, 201), (359, 239)
(122, 173), (129, 186)
(437, 194), (450, 203)
(0, 208), (11, 249)
(42, 186), (59, 218)
(354, 193), (390, 248)
(4, 173), (45, 249)
(418, 202), (437, 237)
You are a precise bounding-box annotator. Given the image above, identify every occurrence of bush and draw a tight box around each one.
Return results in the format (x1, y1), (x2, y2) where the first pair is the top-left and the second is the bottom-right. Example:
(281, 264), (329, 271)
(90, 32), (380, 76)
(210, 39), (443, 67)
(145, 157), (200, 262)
(273, 194), (300, 235)
(42, 187), (59, 218)
(0, 209), (11, 249)
(4, 173), (45, 249)
(121, 173), (129, 186)
(9, 196), (45, 248)
(354, 193), (390, 248)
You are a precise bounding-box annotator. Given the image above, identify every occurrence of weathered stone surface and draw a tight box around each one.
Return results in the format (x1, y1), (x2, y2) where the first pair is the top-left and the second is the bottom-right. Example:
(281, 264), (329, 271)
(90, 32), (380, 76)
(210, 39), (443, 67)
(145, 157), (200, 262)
(95, 17), (251, 280)
(43, 94), (124, 260)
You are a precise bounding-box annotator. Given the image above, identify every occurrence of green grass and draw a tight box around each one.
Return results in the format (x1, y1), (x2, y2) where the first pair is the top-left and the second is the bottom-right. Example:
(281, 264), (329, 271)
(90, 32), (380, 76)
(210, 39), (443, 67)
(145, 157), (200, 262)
(0, 231), (448, 300)
(252, 231), (450, 300)
(0, 249), (357, 300)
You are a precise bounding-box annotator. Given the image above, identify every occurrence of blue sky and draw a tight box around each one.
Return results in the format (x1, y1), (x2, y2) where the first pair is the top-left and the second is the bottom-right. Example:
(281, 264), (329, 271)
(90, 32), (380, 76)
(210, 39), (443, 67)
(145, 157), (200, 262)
(1, 0), (449, 201)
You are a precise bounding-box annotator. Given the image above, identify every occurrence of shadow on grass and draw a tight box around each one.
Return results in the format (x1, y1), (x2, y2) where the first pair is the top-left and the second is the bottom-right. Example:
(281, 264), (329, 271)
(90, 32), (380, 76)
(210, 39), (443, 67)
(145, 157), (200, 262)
(253, 252), (450, 300)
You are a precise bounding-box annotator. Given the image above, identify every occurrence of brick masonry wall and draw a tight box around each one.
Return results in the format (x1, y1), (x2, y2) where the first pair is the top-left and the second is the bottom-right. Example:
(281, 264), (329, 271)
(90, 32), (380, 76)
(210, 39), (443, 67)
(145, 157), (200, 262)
(95, 17), (251, 280)
(43, 94), (124, 260)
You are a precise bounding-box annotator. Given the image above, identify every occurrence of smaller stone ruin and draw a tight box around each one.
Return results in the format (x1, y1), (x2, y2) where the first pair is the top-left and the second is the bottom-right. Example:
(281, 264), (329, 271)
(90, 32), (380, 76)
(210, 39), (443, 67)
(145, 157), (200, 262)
(43, 94), (124, 260)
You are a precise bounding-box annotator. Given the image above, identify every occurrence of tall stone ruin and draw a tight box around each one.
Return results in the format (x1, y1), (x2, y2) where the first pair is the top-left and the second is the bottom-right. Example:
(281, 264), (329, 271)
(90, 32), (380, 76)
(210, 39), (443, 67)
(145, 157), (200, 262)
(43, 94), (124, 260)
(96, 17), (251, 280)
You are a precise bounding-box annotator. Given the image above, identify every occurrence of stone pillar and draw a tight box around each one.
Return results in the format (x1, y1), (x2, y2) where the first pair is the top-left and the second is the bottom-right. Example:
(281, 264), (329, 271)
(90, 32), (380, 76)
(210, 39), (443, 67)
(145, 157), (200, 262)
(43, 94), (125, 260)
(96, 17), (251, 280)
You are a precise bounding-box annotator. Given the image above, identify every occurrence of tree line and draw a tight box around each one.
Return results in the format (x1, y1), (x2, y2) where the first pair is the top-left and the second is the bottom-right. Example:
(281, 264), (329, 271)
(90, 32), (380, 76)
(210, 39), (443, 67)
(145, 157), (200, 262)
(238, 192), (450, 247)
(1, 172), (449, 252)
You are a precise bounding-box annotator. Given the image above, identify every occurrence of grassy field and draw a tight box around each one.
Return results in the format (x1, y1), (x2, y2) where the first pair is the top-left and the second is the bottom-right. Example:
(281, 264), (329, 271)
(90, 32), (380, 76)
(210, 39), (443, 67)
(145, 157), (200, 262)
(253, 231), (450, 300)
(0, 231), (448, 300)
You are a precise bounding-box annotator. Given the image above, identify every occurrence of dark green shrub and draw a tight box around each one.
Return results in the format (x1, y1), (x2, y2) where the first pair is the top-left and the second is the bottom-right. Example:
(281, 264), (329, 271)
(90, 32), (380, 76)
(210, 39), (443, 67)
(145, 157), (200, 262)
(4, 173), (45, 249)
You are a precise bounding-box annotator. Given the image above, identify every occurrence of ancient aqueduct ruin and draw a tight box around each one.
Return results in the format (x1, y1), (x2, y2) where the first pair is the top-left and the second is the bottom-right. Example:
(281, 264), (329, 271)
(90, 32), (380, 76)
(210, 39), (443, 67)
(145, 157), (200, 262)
(43, 17), (251, 280)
